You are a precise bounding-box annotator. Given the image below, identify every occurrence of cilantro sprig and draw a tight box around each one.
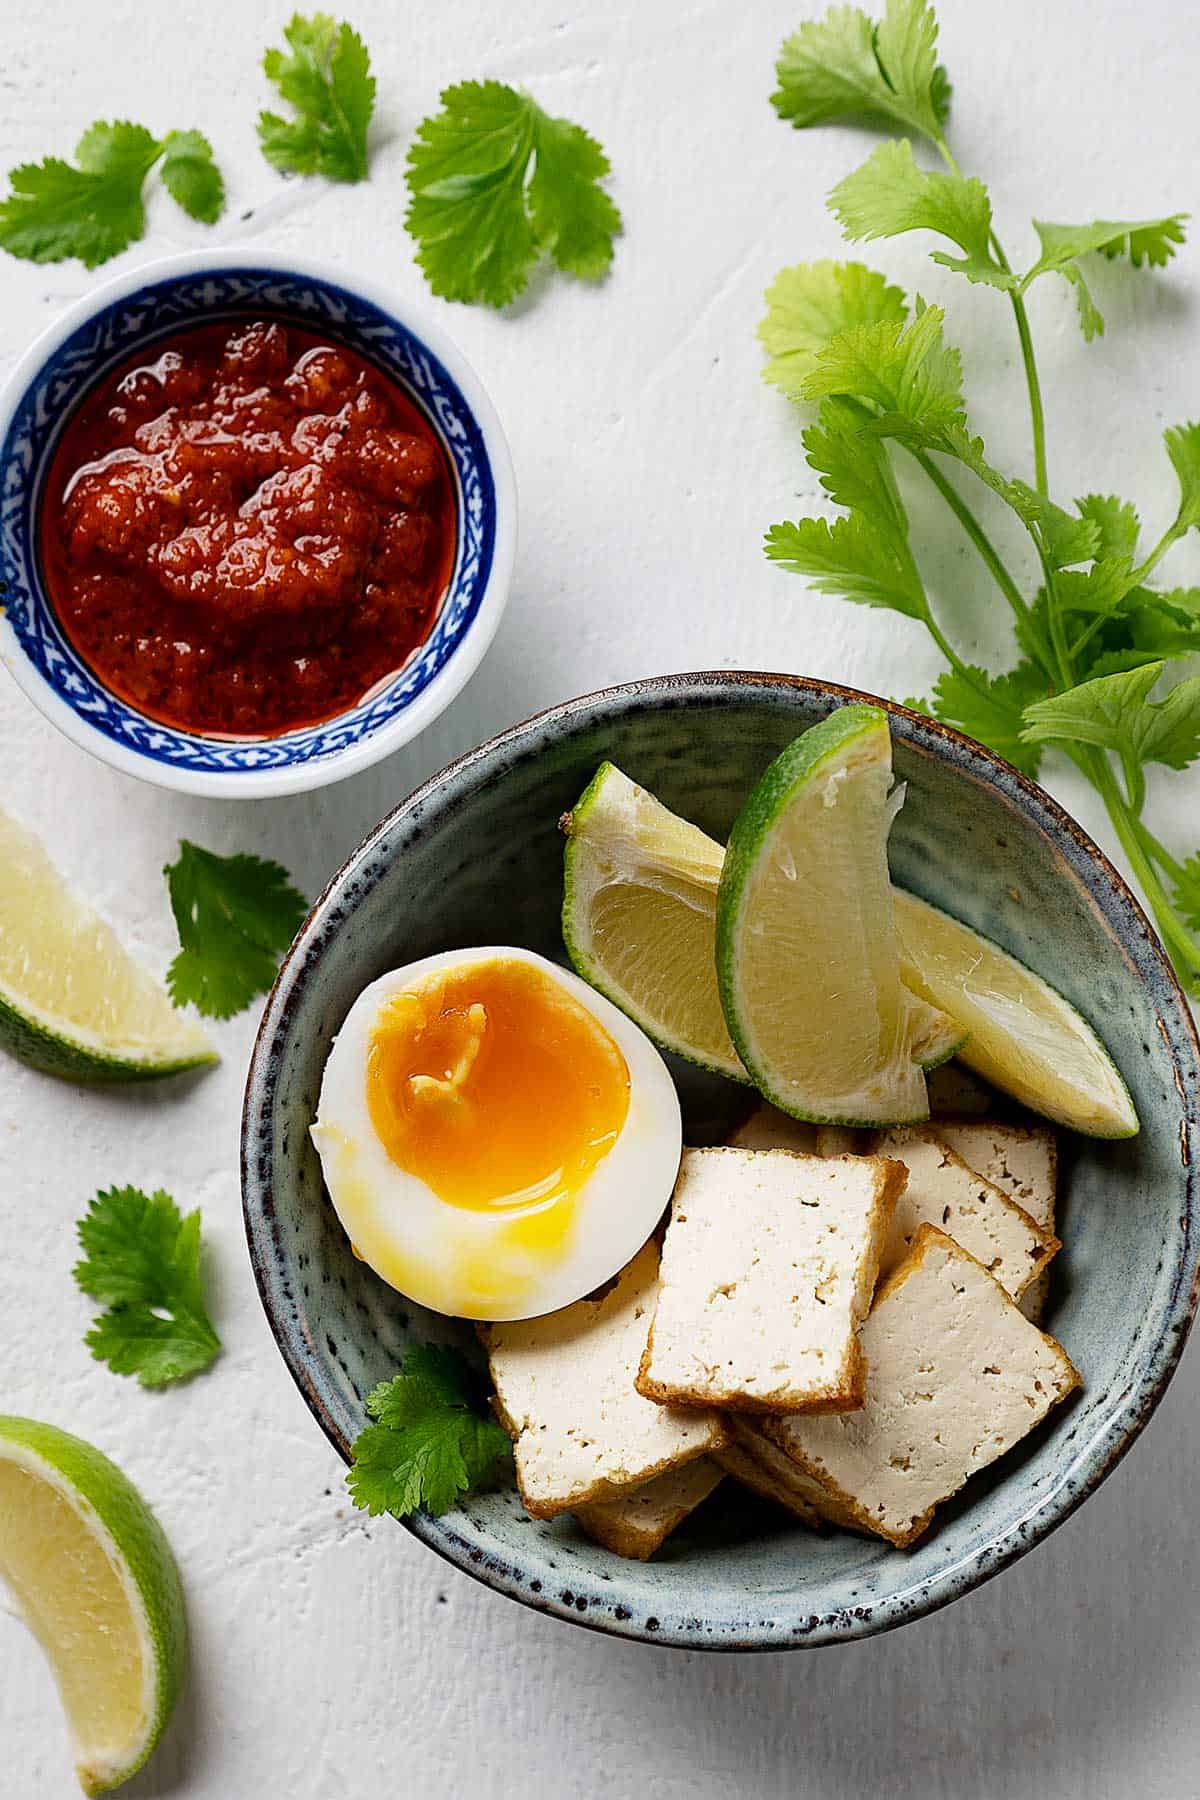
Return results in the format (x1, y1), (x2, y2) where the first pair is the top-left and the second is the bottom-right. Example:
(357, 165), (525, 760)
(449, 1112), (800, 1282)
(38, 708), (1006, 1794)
(74, 1187), (221, 1387)
(0, 121), (224, 267)
(405, 80), (622, 308)
(762, 0), (1200, 991)
(164, 842), (307, 1021)
(258, 13), (375, 183)
(348, 1345), (511, 1518)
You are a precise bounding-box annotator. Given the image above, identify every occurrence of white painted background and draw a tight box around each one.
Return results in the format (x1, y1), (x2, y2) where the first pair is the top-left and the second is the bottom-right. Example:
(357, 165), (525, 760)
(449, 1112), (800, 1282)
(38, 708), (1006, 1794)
(2, 2), (1198, 1794)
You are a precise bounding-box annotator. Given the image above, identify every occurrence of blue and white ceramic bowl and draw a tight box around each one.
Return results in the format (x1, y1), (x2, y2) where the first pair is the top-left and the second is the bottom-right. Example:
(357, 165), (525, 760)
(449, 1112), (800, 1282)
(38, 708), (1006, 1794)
(242, 673), (1200, 1648)
(0, 250), (515, 797)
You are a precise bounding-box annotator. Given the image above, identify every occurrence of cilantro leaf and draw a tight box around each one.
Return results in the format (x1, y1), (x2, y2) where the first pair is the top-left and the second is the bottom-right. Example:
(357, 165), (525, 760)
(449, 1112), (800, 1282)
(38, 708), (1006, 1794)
(1054, 557), (1135, 619)
(164, 842), (307, 1020)
(404, 80), (621, 309)
(765, 513), (927, 618)
(1020, 492), (1101, 569)
(759, 260), (907, 396)
(0, 120), (223, 268)
(804, 395), (910, 533)
(526, 107), (620, 279)
(347, 1345), (511, 1518)
(829, 140), (1003, 285)
(1134, 589), (1200, 656)
(159, 130), (224, 223)
(74, 1186), (220, 1388)
(1076, 495), (1141, 562)
(930, 661), (1049, 777)
(1164, 422), (1200, 532)
(772, 0), (951, 143)
(1020, 216), (1188, 339)
(802, 303), (966, 435)
(1031, 215), (1188, 274)
(1022, 662), (1200, 772)
(1174, 855), (1200, 933)
(258, 13), (374, 182)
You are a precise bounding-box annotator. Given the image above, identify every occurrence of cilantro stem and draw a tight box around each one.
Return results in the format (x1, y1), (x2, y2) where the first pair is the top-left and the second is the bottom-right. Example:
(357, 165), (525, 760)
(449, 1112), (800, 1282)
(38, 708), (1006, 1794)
(1089, 751), (1200, 979)
(907, 448), (1030, 621)
(1007, 291), (1049, 499)
(1130, 520), (1185, 588)
(935, 135), (1049, 497)
(1133, 818), (1188, 887)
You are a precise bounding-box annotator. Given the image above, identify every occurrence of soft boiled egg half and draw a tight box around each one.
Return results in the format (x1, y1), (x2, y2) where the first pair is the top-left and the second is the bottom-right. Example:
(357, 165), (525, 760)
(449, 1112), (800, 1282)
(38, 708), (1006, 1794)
(311, 946), (682, 1320)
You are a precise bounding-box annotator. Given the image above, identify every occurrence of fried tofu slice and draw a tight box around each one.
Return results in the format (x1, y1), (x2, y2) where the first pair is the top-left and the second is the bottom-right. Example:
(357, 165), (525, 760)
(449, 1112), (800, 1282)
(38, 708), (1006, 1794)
(480, 1241), (726, 1520)
(937, 1121), (1058, 1322)
(760, 1225), (1080, 1548)
(636, 1147), (904, 1414)
(574, 1457), (723, 1559)
(871, 1125), (1058, 1301)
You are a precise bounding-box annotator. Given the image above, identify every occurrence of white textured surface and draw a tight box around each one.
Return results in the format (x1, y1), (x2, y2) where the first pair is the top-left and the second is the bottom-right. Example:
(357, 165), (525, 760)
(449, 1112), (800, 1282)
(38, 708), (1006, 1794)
(1, 0), (1199, 1793)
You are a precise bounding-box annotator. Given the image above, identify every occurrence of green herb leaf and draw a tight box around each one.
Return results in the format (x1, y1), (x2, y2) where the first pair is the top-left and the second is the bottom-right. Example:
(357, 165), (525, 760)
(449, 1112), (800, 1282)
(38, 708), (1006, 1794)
(0, 120), (223, 267)
(829, 140), (1003, 284)
(772, 0), (951, 143)
(1053, 557), (1135, 618)
(404, 80), (620, 308)
(74, 1186), (220, 1387)
(258, 13), (375, 183)
(347, 1345), (511, 1518)
(1022, 662), (1200, 772)
(159, 129), (225, 223)
(804, 395), (910, 536)
(802, 303), (966, 435)
(765, 512), (926, 618)
(1173, 855), (1200, 933)
(1164, 423), (1200, 532)
(1027, 494), (1102, 569)
(931, 661), (1050, 776)
(1076, 495), (1141, 562)
(1021, 216), (1188, 339)
(759, 261), (908, 396)
(164, 842), (307, 1020)
(526, 107), (620, 279)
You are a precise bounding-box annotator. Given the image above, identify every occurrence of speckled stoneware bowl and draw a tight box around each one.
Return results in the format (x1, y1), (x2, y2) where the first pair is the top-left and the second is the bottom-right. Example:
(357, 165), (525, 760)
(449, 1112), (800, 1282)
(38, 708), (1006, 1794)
(242, 672), (1200, 1649)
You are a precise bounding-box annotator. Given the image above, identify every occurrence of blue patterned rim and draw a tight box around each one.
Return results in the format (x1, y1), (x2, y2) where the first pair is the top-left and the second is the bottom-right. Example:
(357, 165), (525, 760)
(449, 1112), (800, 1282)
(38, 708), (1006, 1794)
(0, 263), (501, 782)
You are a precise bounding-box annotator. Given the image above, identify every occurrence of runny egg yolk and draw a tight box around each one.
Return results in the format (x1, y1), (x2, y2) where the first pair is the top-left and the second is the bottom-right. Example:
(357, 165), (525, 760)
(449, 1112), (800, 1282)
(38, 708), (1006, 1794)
(365, 957), (631, 1212)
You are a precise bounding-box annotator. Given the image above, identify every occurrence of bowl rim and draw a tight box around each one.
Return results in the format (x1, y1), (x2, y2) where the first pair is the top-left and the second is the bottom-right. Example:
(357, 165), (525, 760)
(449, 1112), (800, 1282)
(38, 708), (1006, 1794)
(0, 246), (516, 799)
(241, 669), (1200, 1649)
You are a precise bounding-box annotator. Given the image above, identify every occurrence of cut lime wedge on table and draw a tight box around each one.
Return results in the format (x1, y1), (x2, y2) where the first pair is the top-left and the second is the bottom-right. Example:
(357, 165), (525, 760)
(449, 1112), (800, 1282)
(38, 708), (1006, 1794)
(0, 808), (215, 1082)
(0, 1417), (187, 1795)
(562, 761), (962, 1082)
(717, 705), (931, 1126)
(896, 889), (1139, 1138)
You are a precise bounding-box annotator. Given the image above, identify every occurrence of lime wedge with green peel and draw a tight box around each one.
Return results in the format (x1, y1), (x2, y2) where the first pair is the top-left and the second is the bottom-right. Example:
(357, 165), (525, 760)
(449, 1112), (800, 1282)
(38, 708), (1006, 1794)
(716, 705), (930, 1126)
(562, 762), (746, 1080)
(894, 889), (1139, 1137)
(561, 760), (963, 1082)
(0, 1417), (187, 1794)
(0, 808), (215, 1082)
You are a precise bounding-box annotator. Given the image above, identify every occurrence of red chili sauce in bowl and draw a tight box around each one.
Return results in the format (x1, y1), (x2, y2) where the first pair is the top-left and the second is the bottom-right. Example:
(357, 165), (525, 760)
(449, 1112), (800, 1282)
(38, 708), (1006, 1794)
(39, 319), (457, 738)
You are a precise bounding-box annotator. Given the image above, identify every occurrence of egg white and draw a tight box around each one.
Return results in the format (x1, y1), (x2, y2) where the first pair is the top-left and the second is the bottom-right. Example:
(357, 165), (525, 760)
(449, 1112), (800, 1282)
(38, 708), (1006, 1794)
(310, 945), (682, 1321)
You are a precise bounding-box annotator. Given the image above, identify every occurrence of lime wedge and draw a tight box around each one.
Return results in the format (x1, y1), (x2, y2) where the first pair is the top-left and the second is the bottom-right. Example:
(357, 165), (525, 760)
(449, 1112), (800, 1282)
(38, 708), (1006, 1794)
(716, 705), (929, 1126)
(562, 761), (963, 1082)
(562, 762), (744, 1080)
(0, 1417), (187, 1794)
(894, 889), (1139, 1137)
(0, 808), (215, 1083)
